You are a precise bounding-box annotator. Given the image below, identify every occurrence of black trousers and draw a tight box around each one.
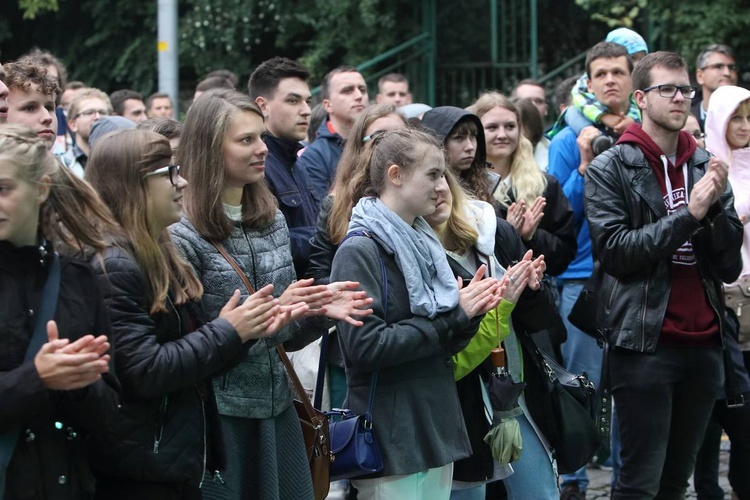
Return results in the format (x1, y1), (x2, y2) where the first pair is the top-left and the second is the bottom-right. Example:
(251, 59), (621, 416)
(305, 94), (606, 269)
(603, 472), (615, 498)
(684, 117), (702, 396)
(694, 348), (750, 500)
(611, 345), (724, 500)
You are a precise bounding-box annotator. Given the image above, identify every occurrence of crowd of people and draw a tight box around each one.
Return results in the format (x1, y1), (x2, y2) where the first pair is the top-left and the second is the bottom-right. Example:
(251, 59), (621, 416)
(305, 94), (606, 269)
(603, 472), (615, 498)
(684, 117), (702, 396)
(0, 27), (749, 500)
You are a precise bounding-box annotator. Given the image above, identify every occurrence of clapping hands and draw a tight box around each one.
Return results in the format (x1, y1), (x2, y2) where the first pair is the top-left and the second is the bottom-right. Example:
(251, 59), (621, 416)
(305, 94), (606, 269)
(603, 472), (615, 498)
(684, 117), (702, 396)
(34, 321), (111, 391)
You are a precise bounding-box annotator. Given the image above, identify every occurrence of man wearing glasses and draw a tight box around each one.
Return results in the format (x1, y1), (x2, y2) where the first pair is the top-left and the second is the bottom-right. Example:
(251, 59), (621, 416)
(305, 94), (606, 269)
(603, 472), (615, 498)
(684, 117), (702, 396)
(585, 51), (743, 499)
(692, 44), (738, 131)
(62, 88), (112, 176)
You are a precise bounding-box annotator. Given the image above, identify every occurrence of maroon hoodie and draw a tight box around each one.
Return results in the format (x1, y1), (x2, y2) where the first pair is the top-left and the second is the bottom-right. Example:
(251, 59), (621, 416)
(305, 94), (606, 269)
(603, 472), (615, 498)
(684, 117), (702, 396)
(617, 124), (719, 346)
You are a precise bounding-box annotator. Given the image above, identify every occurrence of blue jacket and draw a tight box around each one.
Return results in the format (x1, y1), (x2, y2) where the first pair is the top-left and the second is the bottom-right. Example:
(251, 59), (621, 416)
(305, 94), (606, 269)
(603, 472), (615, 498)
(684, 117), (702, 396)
(547, 126), (593, 280)
(263, 133), (319, 277)
(297, 119), (345, 202)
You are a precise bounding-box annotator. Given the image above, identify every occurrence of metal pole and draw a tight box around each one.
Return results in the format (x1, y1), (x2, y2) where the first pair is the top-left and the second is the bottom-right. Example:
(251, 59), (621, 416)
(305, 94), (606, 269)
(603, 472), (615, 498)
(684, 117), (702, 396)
(157, 0), (178, 109)
(530, 0), (538, 79)
(491, 0), (498, 64)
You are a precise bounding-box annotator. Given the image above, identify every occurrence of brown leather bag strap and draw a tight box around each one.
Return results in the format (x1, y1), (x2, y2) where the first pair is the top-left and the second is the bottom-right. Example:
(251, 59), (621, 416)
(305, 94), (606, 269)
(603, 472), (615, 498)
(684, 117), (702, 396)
(208, 240), (321, 424)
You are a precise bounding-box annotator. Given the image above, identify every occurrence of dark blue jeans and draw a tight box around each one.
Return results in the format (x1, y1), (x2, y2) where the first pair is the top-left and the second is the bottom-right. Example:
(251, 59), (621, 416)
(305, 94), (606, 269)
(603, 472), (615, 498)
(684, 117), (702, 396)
(611, 345), (724, 500)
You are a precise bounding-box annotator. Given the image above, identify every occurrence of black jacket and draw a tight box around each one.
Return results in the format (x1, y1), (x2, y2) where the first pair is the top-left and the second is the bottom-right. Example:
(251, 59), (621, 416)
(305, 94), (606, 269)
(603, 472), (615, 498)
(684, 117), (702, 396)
(264, 133), (320, 277)
(496, 173), (577, 277)
(88, 246), (243, 485)
(0, 241), (119, 500)
(450, 219), (564, 482)
(585, 143), (743, 352)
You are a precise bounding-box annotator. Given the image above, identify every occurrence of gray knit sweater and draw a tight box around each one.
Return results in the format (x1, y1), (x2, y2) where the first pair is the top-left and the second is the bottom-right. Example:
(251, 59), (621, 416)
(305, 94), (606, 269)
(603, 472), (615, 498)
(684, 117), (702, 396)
(170, 212), (323, 419)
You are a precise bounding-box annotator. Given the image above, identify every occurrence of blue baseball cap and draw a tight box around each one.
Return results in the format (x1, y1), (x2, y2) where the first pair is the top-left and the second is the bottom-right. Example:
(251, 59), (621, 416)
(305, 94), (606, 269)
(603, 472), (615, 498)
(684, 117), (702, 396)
(606, 28), (648, 56)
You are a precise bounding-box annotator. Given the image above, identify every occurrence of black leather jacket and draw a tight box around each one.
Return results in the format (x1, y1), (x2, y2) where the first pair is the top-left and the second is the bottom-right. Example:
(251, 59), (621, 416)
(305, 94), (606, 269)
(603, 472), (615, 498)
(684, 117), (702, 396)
(585, 143), (743, 352)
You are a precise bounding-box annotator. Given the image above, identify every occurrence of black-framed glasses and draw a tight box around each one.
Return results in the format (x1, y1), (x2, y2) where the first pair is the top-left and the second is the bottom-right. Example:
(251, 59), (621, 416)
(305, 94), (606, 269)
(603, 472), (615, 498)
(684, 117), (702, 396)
(642, 84), (696, 99)
(701, 63), (738, 72)
(143, 164), (180, 186)
(73, 108), (110, 120)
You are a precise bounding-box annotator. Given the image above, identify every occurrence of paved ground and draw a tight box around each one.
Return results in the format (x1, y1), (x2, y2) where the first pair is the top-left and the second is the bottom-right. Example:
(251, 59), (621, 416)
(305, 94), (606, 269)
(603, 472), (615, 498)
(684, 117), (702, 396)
(328, 437), (733, 499)
(586, 437), (732, 499)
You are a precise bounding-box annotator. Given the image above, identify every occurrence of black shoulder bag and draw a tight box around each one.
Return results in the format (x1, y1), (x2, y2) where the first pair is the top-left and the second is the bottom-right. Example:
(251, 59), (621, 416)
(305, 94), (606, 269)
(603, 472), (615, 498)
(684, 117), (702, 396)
(315, 230), (384, 481)
(516, 328), (601, 474)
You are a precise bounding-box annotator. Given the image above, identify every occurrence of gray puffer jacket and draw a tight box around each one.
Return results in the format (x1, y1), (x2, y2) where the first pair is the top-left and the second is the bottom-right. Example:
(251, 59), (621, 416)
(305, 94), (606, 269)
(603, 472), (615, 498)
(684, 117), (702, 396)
(170, 212), (324, 419)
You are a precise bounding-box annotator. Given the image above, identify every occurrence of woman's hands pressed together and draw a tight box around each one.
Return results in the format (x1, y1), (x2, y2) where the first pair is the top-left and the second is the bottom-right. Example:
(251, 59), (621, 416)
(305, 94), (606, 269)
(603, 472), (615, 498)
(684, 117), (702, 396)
(220, 284), (309, 342)
(457, 264), (504, 319)
(34, 321), (111, 390)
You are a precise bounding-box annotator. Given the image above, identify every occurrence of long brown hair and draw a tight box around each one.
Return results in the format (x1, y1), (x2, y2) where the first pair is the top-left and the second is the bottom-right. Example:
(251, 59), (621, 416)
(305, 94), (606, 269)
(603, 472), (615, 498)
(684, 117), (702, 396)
(179, 89), (276, 240)
(0, 124), (116, 255)
(328, 104), (409, 244)
(86, 129), (203, 314)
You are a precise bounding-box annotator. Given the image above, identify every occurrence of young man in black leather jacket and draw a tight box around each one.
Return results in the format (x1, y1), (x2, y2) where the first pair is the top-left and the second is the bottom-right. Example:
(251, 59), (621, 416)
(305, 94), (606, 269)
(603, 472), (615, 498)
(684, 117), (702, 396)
(585, 51), (743, 500)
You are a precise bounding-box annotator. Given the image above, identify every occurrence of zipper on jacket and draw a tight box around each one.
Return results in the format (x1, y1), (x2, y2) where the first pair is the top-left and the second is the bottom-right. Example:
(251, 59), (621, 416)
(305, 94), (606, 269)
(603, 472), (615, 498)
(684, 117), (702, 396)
(640, 210), (654, 351)
(153, 297), (180, 454)
(153, 395), (168, 453)
(197, 385), (208, 488)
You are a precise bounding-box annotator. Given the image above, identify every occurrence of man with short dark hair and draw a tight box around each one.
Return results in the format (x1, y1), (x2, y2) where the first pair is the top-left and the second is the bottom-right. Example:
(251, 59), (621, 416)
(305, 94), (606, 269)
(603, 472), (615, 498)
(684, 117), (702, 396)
(586, 51), (742, 499)
(512, 78), (548, 119)
(548, 41), (636, 500)
(109, 89), (147, 124)
(249, 56), (317, 276)
(297, 65), (368, 200)
(692, 44), (738, 131)
(146, 92), (174, 119)
(375, 72), (412, 107)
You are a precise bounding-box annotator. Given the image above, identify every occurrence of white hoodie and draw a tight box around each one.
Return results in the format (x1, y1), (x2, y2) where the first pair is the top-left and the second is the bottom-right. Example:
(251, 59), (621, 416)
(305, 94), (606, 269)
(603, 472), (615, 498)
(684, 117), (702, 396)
(706, 85), (750, 277)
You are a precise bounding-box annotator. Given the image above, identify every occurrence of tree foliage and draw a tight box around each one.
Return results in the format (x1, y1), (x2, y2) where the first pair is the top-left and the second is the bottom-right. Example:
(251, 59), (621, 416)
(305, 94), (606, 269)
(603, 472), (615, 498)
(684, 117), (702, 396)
(575, 0), (750, 71)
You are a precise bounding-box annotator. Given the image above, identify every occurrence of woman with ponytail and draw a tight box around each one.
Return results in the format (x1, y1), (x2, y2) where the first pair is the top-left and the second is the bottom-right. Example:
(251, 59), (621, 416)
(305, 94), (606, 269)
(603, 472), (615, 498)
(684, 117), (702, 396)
(330, 127), (504, 499)
(0, 124), (118, 500)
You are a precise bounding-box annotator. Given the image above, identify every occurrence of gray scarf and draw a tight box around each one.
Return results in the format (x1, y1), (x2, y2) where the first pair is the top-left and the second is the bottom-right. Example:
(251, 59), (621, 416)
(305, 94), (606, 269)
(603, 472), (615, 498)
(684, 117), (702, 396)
(349, 197), (459, 319)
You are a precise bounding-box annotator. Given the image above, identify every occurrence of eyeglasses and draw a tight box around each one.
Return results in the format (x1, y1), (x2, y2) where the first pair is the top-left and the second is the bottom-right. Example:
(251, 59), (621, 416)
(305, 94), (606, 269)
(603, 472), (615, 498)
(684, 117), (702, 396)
(143, 164), (181, 186)
(73, 108), (110, 120)
(700, 63), (738, 72)
(642, 84), (696, 99)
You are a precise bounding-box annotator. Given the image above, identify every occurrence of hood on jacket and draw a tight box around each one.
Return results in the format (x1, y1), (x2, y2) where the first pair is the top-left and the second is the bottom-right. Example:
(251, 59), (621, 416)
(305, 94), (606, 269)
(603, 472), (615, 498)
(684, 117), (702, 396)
(313, 116), (343, 143)
(421, 106), (488, 169)
(705, 85), (750, 163)
(618, 122), (696, 171)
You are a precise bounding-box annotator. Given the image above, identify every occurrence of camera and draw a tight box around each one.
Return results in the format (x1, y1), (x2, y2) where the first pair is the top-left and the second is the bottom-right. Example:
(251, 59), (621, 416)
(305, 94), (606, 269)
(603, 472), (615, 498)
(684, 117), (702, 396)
(591, 134), (614, 156)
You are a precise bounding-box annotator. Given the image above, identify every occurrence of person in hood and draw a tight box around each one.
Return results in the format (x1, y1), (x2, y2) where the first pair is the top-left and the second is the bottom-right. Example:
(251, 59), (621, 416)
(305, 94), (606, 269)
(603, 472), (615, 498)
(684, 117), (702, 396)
(585, 51), (743, 499)
(421, 106), (500, 205)
(693, 84), (750, 500)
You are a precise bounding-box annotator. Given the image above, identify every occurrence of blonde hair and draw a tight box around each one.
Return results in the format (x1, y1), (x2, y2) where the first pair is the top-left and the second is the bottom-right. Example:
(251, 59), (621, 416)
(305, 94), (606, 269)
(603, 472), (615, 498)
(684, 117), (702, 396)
(468, 91), (546, 207)
(0, 124), (116, 254)
(68, 88), (113, 120)
(438, 170), (479, 254)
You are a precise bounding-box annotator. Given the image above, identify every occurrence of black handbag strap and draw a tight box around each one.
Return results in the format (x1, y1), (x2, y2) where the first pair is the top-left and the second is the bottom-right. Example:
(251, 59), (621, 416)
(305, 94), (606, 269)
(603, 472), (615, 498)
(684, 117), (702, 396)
(0, 252), (61, 499)
(314, 230), (383, 422)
